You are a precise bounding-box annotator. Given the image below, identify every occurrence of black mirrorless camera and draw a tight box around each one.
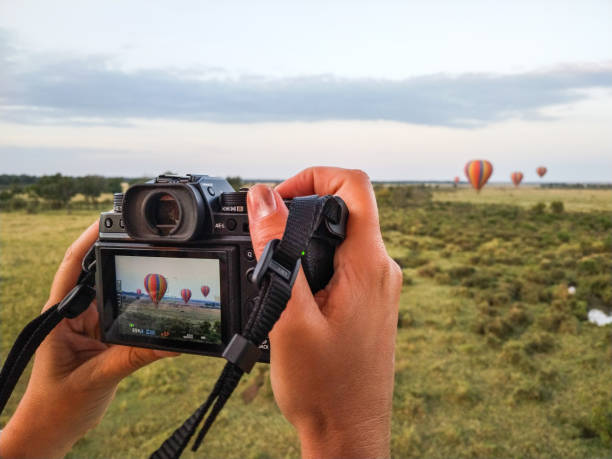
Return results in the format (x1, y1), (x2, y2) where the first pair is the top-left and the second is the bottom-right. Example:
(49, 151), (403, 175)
(95, 174), (347, 362)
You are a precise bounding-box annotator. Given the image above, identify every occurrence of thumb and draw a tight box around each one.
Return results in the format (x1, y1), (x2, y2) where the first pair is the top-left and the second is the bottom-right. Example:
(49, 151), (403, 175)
(247, 184), (288, 258)
(88, 345), (179, 386)
(247, 184), (321, 332)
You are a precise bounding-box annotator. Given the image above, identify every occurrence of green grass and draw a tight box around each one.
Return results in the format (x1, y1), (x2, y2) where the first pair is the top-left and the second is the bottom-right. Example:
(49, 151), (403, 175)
(433, 186), (612, 212)
(1, 188), (611, 458)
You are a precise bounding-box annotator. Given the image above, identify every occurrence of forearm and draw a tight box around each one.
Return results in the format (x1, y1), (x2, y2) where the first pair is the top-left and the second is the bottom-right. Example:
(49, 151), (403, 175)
(297, 415), (390, 459)
(0, 392), (80, 459)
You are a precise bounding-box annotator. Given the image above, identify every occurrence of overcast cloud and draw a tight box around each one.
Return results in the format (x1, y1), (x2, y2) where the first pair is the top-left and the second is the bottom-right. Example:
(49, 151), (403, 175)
(1, 31), (610, 128)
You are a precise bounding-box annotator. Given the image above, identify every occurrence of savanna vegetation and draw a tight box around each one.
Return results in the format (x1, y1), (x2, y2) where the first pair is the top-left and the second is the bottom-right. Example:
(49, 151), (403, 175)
(0, 185), (610, 458)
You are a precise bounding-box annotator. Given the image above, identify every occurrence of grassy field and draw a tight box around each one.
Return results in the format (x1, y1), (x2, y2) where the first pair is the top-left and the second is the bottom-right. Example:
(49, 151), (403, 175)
(433, 186), (612, 212)
(1, 187), (611, 458)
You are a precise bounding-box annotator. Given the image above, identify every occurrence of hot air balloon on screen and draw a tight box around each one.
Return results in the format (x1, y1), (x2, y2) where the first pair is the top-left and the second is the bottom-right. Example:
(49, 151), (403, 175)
(136, 288), (142, 299)
(144, 274), (167, 305)
(454, 176), (460, 185)
(181, 288), (192, 304)
(511, 172), (524, 187)
(464, 160), (493, 192)
(536, 167), (547, 178)
(201, 285), (210, 298)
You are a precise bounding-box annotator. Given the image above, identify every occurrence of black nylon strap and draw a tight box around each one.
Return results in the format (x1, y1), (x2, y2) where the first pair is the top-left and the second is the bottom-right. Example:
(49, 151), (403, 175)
(150, 195), (330, 459)
(0, 254), (96, 420)
(0, 304), (63, 415)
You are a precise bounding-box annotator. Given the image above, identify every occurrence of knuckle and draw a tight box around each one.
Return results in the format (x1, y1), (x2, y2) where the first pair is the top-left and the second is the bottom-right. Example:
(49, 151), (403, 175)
(127, 348), (149, 369)
(389, 257), (403, 289)
(350, 169), (371, 184)
(377, 256), (403, 292)
(63, 243), (78, 263)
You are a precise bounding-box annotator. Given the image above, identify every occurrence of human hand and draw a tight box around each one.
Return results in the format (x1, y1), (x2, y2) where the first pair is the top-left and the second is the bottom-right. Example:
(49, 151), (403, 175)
(247, 167), (402, 458)
(0, 222), (178, 459)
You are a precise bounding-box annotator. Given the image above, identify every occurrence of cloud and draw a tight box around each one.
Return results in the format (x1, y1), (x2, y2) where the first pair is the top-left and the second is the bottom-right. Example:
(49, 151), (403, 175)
(1, 30), (611, 127)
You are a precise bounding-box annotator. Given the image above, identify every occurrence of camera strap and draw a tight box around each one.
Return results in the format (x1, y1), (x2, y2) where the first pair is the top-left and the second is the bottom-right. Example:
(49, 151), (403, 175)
(151, 195), (339, 459)
(0, 252), (97, 416)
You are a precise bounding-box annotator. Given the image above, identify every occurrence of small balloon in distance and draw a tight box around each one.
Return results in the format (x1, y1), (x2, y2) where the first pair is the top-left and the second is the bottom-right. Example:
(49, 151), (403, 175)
(511, 172), (524, 187)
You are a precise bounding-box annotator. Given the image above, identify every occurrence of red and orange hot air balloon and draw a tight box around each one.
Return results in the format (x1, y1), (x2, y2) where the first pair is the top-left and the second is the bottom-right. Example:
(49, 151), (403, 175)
(511, 172), (524, 187)
(136, 288), (142, 299)
(181, 288), (192, 304)
(201, 285), (210, 298)
(144, 274), (167, 305)
(464, 160), (493, 192)
(454, 176), (460, 185)
(536, 166), (547, 178)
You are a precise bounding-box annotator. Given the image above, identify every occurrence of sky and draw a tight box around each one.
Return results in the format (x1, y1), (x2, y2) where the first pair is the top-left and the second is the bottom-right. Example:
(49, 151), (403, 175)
(115, 255), (221, 303)
(0, 0), (611, 182)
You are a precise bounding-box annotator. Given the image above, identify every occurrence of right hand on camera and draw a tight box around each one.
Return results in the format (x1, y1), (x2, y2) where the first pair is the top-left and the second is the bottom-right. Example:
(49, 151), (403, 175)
(247, 167), (402, 458)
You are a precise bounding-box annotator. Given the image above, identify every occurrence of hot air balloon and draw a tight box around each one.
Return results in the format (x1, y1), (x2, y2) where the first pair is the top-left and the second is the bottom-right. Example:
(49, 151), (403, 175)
(536, 167), (547, 178)
(454, 176), (460, 185)
(136, 288), (142, 299)
(511, 171), (524, 187)
(464, 160), (493, 192)
(181, 288), (192, 304)
(144, 274), (167, 305)
(201, 285), (210, 298)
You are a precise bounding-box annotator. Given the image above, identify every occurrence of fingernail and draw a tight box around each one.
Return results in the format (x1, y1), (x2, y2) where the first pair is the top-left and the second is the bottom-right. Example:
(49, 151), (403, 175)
(249, 186), (277, 220)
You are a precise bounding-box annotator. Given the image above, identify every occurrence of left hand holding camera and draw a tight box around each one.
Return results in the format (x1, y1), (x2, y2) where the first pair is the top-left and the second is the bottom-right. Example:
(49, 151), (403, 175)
(0, 222), (177, 459)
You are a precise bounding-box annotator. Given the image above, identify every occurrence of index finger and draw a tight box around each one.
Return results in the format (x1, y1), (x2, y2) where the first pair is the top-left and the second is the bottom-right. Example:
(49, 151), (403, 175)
(46, 221), (99, 309)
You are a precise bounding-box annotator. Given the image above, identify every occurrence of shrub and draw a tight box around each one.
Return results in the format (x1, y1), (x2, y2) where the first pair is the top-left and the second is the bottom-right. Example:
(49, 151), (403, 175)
(447, 266), (476, 279)
(550, 201), (564, 214)
(394, 253), (429, 269)
(523, 331), (556, 354)
(9, 197), (27, 210)
(531, 202), (546, 214)
(511, 380), (551, 403)
(417, 263), (441, 278)
(462, 272), (497, 289)
(557, 231), (570, 243)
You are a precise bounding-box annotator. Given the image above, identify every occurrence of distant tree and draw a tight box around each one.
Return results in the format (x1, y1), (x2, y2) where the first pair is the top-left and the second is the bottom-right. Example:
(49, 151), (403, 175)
(105, 177), (124, 193)
(30, 174), (77, 212)
(226, 176), (242, 190)
(0, 174), (38, 187)
(77, 175), (106, 205)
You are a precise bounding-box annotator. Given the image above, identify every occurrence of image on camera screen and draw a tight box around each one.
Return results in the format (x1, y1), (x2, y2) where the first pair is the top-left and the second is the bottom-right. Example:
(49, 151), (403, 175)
(114, 255), (222, 345)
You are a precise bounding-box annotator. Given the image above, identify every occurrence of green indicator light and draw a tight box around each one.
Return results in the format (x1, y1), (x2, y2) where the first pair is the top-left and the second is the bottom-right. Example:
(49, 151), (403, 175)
(301, 251), (305, 256)
(129, 323), (134, 327)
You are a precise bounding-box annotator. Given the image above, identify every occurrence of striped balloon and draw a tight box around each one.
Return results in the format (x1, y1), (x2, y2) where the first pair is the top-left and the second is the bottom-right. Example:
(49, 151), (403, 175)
(464, 160), (493, 191)
(511, 171), (524, 187)
(201, 285), (210, 298)
(144, 273), (167, 305)
(536, 166), (547, 178)
(181, 288), (192, 304)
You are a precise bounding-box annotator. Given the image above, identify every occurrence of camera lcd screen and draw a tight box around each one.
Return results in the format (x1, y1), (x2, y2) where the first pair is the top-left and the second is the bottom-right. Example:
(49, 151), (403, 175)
(114, 255), (222, 345)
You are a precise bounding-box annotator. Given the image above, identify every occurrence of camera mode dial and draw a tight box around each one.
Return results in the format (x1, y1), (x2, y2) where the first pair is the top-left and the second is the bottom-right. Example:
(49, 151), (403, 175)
(220, 191), (247, 213)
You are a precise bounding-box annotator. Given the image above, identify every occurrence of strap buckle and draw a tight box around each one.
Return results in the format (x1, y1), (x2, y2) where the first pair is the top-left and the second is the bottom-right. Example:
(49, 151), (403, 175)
(249, 239), (301, 289)
(222, 334), (261, 373)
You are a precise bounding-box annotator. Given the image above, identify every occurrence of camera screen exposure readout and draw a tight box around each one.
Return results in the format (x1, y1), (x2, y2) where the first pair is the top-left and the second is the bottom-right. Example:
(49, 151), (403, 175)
(114, 255), (222, 345)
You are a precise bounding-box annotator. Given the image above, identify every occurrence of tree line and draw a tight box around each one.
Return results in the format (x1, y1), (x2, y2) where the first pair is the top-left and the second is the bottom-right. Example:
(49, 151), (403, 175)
(0, 174), (139, 211)
(0, 174), (244, 212)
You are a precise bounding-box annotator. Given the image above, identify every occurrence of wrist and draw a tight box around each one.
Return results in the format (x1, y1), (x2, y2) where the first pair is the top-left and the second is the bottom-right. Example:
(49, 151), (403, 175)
(0, 391), (80, 458)
(296, 413), (390, 459)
